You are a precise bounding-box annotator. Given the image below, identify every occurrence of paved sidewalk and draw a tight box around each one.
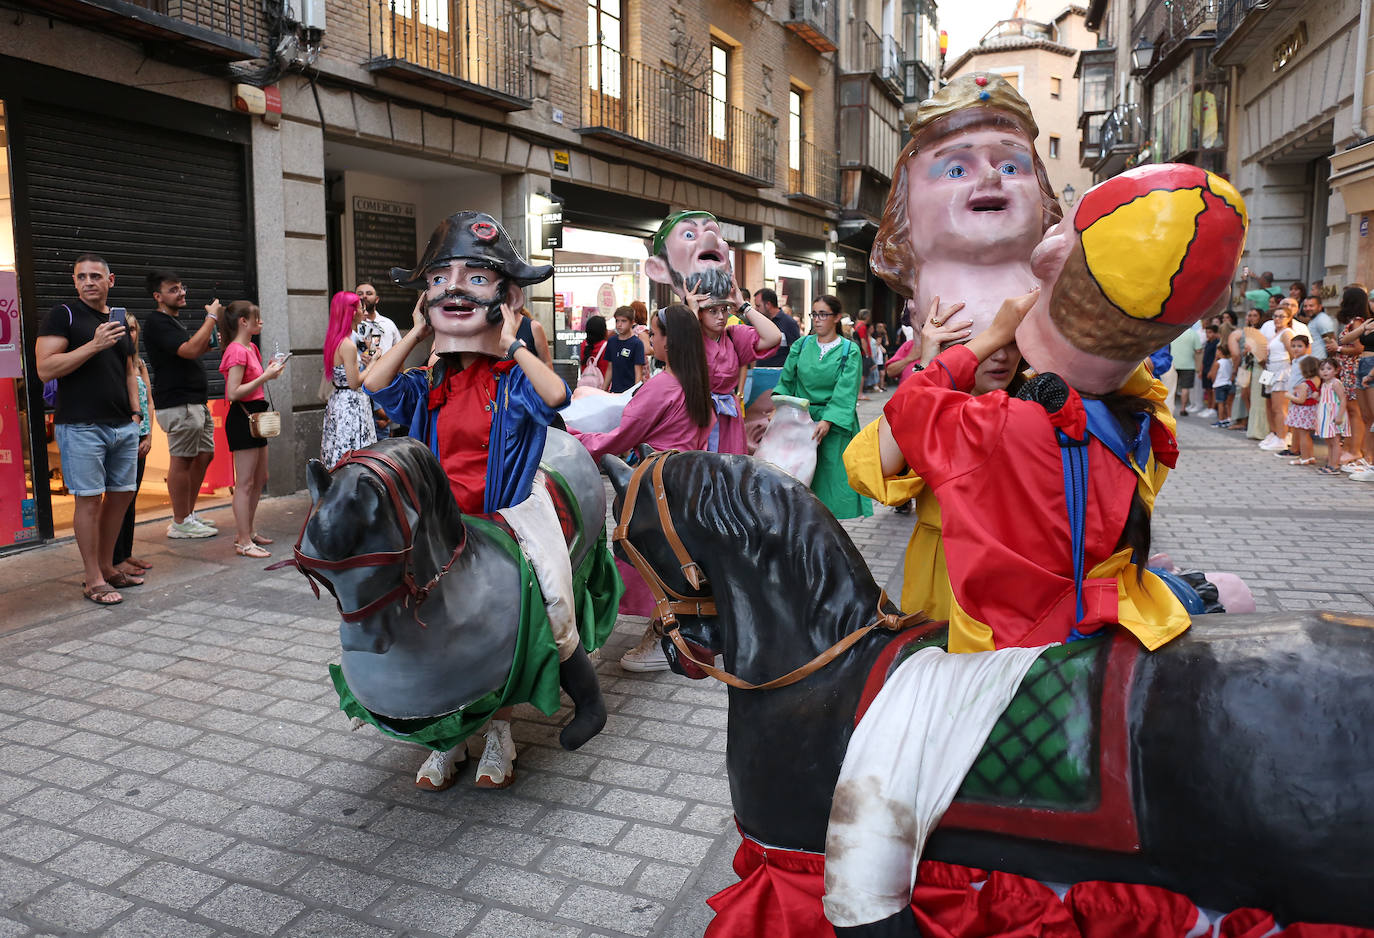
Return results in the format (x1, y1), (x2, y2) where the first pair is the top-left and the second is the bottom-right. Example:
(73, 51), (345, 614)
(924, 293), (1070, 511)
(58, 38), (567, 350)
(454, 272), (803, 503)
(0, 391), (1368, 937)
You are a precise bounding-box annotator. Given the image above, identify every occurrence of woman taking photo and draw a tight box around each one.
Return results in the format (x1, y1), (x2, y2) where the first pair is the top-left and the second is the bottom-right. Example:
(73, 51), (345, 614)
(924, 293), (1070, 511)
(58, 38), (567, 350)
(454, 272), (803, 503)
(219, 301), (286, 558)
(321, 290), (376, 467)
(774, 294), (871, 520)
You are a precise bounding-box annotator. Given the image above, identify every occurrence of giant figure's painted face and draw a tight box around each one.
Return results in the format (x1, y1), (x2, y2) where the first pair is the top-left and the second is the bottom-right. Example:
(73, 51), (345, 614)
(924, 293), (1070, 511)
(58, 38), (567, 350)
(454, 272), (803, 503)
(904, 127), (1045, 269)
(645, 214), (735, 304)
(423, 260), (506, 354)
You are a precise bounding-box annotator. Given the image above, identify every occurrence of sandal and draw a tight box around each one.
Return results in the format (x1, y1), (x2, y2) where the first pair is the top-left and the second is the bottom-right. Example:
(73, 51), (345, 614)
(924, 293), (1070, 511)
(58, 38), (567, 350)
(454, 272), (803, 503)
(1289, 457), (1316, 466)
(107, 571), (144, 588)
(251, 533), (274, 546)
(1317, 466), (1342, 475)
(82, 583), (123, 606)
(235, 542), (271, 559)
(125, 557), (153, 571)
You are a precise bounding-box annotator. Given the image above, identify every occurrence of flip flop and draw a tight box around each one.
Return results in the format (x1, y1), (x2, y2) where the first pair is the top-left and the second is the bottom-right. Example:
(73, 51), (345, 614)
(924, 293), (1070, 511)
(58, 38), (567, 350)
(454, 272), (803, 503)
(235, 542), (271, 559)
(82, 583), (123, 606)
(107, 571), (144, 588)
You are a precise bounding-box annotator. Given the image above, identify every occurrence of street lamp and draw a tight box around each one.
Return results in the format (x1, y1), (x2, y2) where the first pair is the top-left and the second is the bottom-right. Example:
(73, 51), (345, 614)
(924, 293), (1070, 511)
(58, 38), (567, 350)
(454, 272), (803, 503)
(1131, 37), (1155, 73)
(1061, 183), (1076, 207)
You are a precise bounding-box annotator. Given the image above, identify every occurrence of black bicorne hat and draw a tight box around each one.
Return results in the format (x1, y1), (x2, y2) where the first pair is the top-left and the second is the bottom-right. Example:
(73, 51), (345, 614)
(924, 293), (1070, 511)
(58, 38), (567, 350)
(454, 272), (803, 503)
(390, 211), (553, 289)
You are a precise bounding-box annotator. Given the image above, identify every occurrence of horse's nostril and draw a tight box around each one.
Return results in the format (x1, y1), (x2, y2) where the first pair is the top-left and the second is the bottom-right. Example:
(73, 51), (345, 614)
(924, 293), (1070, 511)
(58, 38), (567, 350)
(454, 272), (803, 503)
(340, 621), (393, 654)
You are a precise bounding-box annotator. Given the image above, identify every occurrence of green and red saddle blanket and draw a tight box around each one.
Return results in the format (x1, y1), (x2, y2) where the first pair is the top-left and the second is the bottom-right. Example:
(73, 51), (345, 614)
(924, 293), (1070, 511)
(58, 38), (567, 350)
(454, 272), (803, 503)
(330, 471), (623, 752)
(856, 623), (1140, 853)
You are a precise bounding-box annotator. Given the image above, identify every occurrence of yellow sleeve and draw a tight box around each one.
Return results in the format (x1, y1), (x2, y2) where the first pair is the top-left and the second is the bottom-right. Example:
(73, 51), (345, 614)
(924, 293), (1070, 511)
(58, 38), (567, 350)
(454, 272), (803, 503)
(842, 418), (928, 506)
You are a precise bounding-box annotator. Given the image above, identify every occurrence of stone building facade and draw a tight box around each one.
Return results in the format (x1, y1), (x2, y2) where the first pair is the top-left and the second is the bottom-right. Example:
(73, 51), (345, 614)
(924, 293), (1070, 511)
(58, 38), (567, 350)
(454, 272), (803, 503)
(0, 0), (881, 547)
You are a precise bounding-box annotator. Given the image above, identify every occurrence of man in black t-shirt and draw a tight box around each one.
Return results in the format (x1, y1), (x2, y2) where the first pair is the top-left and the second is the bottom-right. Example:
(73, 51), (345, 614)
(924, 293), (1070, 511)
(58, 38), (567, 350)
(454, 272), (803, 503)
(143, 269), (220, 539)
(36, 253), (141, 605)
(605, 307), (646, 392)
(754, 288), (800, 367)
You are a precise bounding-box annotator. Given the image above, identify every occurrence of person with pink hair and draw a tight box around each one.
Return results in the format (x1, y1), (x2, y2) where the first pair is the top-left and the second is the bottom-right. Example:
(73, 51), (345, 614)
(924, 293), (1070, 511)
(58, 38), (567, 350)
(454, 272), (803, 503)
(321, 290), (376, 466)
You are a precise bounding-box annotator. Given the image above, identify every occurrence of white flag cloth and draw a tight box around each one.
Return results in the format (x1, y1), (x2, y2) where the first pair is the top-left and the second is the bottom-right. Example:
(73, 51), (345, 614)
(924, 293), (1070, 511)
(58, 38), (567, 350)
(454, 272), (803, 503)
(822, 644), (1049, 927)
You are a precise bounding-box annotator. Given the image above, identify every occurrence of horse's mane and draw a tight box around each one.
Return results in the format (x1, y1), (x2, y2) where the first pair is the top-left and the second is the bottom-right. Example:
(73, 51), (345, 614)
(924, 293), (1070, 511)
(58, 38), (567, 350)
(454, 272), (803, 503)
(309, 438), (463, 566)
(663, 453), (884, 633)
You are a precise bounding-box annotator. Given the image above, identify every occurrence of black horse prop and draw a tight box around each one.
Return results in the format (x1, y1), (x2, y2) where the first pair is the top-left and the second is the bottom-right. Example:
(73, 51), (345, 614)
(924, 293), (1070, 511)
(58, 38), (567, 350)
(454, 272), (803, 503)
(294, 434), (613, 752)
(603, 449), (1374, 932)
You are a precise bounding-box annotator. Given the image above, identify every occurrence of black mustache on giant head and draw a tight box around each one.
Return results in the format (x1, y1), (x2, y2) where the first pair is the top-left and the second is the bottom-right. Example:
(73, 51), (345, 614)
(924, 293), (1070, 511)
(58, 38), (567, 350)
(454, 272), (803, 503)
(426, 289), (504, 325)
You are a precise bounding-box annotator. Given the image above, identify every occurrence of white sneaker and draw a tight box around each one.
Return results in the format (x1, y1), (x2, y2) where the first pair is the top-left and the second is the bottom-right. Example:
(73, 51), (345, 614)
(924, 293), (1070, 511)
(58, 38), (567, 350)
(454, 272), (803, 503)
(474, 720), (516, 789)
(1257, 436), (1285, 451)
(1350, 468), (1374, 482)
(1197, 408), (1216, 418)
(167, 518), (216, 539)
(1341, 459), (1372, 473)
(415, 746), (463, 791)
(188, 512), (218, 529)
(620, 626), (670, 673)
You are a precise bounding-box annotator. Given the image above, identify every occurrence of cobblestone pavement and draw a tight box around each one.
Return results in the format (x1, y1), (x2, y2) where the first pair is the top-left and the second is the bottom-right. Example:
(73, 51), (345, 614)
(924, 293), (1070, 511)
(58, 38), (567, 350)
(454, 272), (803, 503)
(0, 391), (1368, 937)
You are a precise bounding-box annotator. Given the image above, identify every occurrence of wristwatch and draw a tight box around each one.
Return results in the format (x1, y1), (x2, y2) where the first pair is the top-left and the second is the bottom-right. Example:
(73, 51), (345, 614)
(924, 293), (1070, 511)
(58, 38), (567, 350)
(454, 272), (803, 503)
(504, 339), (527, 360)
(909, 361), (926, 374)
(738, 301), (753, 315)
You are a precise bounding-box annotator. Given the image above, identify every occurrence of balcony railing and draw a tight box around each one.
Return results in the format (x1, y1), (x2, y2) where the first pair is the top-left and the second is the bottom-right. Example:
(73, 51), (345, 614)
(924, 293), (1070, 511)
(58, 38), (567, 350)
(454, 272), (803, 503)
(1132, 0), (1217, 73)
(575, 46), (778, 187)
(1215, 0), (1259, 47)
(785, 0), (838, 53)
(786, 138), (839, 206)
(23, 0), (265, 58)
(847, 24), (906, 98)
(366, 0), (533, 110)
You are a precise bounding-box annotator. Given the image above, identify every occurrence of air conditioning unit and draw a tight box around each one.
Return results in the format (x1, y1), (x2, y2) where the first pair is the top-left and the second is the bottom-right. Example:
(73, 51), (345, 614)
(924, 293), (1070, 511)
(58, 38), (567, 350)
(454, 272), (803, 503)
(285, 0), (326, 32)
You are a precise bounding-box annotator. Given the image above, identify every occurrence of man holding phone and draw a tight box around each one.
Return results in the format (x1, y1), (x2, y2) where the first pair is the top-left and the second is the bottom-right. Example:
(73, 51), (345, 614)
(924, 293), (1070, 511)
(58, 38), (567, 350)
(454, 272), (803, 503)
(35, 253), (142, 605)
(143, 269), (219, 539)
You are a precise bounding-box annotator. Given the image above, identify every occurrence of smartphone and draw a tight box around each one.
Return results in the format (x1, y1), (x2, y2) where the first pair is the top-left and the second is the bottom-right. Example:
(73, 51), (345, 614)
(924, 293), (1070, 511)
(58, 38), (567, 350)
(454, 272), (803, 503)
(110, 307), (127, 327)
(273, 351), (293, 365)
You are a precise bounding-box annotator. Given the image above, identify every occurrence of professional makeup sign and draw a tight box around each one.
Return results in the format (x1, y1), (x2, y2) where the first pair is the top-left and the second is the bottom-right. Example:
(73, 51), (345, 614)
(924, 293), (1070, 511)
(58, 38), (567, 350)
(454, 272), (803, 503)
(353, 198), (418, 315)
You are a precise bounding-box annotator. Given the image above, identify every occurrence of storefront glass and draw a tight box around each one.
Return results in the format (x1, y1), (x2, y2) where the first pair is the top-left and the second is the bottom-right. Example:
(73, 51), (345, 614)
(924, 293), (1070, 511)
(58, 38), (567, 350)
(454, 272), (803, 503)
(1148, 47), (1227, 165)
(552, 226), (651, 359)
(0, 100), (40, 549)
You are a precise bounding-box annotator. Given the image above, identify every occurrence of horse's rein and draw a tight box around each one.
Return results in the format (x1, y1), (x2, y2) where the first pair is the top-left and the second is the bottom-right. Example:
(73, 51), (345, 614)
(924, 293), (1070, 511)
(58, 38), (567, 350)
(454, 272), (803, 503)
(276, 448), (467, 625)
(611, 451), (929, 691)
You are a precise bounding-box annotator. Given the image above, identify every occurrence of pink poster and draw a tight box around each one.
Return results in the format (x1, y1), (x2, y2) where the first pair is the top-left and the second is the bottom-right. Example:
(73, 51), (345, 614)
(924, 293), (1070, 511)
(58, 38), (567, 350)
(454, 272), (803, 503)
(0, 271), (19, 379)
(0, 377), (36, 544)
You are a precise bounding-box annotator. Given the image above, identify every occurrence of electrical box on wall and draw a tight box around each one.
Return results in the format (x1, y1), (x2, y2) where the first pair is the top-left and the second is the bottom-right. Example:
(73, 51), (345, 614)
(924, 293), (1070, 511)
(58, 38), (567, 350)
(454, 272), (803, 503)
(285, 0), (326, 31)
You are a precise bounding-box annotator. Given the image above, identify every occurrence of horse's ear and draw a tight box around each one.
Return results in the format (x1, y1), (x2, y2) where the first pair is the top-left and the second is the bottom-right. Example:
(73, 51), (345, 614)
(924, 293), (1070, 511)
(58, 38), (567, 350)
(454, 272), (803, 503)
(306, 460), (332, 504)
(600, 454), (634, 498)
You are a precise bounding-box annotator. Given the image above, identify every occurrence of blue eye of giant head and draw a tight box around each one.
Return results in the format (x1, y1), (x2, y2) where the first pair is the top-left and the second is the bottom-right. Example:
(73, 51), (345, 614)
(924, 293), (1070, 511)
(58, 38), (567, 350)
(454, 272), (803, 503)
(999, 162), (1019, 175)
(431, 274), (448, 286)
(470, 274), (487, 285)
(681, 230), (696, 240)
(946, 165), (966, 179)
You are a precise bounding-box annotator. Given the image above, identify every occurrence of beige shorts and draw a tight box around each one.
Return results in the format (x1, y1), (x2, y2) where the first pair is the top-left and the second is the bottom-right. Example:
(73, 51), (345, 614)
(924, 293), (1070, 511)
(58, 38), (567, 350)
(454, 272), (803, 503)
(157, 403), (215, 458)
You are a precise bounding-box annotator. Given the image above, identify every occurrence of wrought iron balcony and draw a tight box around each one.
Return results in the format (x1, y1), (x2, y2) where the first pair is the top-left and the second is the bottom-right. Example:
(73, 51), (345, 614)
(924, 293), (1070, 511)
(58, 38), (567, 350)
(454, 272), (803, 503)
(786, 138), (839, 207)
(574, 46), (778, 188)
(1213, 0), (1306, 67)
(785, 0), (838, 53)
(22, 0), (265, 58)
(1131, 0), (1217, 74)
(366, 0), (533, 110)
(846, 24), (906, 99)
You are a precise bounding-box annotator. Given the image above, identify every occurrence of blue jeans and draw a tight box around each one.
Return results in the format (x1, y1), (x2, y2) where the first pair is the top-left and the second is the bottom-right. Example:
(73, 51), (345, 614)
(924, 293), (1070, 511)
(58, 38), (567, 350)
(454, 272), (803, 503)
(54, 421), (139, 496)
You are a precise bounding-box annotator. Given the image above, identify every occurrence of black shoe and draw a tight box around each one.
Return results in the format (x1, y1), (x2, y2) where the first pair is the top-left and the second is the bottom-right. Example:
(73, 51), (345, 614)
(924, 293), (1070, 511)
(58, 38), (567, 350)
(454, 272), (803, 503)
(557, 645), (607, 751)
(893, 499), (914, 515)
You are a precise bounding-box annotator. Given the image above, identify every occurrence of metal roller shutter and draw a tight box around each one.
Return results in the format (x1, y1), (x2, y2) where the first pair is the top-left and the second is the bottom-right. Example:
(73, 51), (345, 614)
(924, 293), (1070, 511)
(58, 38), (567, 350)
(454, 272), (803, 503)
(22, 100), (252, 398)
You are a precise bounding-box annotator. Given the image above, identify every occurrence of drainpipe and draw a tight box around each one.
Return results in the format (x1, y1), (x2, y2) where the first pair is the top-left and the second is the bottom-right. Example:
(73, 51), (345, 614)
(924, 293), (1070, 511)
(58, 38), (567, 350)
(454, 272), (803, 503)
(1353, 0), (1372, 141)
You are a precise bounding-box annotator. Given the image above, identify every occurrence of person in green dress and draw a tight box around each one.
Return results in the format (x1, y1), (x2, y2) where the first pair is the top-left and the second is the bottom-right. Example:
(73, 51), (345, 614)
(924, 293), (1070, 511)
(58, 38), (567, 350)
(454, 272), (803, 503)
(774, 294), (873, 519)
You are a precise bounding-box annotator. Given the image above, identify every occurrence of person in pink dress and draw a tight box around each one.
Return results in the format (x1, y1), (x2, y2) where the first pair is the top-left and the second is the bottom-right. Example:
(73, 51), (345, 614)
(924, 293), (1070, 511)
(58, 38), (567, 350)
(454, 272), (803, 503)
(686, 286), (782, 454)
(573, 304), (717, 673)
(571, 305), (714, 461)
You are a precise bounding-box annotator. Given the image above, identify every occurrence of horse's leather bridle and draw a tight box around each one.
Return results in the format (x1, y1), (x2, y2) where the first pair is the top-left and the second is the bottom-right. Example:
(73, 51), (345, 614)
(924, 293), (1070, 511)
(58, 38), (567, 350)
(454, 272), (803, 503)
(280, 448), (467, 625)
(612, 451), (929, 691)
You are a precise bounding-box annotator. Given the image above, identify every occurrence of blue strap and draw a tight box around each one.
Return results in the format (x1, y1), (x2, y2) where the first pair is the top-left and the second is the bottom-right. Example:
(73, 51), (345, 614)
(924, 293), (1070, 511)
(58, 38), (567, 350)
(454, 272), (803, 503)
(1056, 428), (1090, 629)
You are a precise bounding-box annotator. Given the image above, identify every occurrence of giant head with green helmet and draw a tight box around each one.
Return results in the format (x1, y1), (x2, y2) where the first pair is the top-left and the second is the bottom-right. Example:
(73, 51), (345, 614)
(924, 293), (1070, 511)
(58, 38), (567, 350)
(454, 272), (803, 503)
(644, 210), (736, 308)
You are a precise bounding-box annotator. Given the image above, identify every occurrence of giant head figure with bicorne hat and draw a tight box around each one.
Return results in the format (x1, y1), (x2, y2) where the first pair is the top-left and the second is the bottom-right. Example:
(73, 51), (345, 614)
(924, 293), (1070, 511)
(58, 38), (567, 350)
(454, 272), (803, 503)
(392, 211), (552, 354)
(644, 210), (736, 308)
(1017, 163), (1248, 394)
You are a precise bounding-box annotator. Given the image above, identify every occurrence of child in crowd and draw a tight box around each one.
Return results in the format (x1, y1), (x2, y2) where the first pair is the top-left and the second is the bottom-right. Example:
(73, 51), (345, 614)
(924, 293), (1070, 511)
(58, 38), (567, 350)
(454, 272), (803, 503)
(1283, 356), (1321, 465)
(1200, 322), (1220, 416)
(1209, 349), (1234, 428)
(1315, 357), (1351, 475)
